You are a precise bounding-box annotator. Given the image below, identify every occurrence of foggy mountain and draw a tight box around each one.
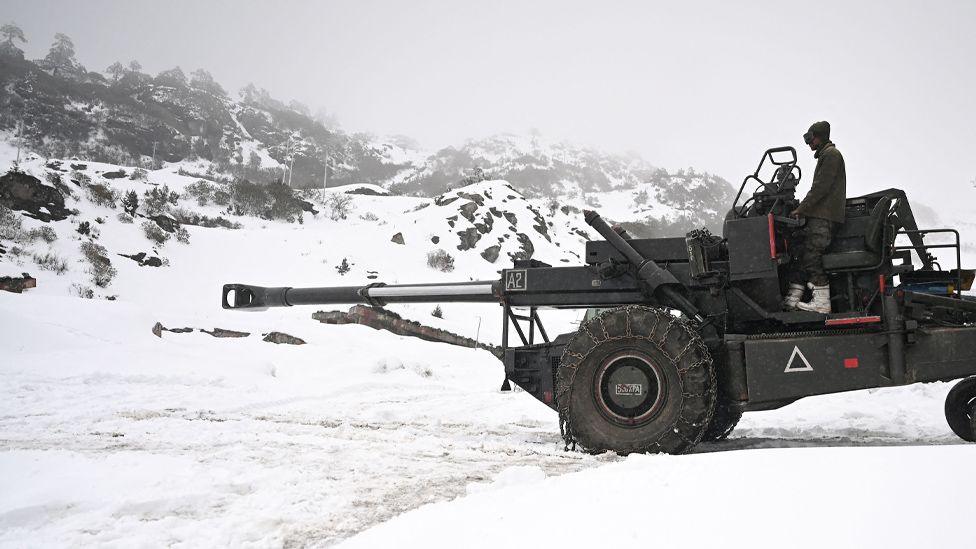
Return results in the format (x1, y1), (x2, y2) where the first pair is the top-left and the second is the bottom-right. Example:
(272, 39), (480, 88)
(0, 38), (735, 233)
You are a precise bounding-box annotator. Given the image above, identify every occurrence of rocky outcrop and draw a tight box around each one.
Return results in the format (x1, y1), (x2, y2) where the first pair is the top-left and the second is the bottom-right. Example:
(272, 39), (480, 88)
(458, 201), (479, 222)
(119, 252), (164, 267)
(391, 232), (405, 245)
(152, 323), (250, 338)
(101, 169), (127, 179)
(149, 214), (180, 233)
(508, 233), (535, 261)
(151, 322), (194, 337)
(0, 171), (71, 222)
(480, 245), (501, 263)
(0, 273), (36, 293)
(262, 332), (306, 345)
(203, 328), (250, 338)
(456, 227), (482, 251)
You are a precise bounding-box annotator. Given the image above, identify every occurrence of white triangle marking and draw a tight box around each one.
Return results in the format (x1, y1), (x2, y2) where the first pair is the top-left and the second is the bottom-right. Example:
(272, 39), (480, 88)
(784, 346), (814, 373)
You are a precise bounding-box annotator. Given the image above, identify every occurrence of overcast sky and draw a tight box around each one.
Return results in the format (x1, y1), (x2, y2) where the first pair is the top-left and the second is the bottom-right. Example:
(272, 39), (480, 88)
(2, 0), (974, 207)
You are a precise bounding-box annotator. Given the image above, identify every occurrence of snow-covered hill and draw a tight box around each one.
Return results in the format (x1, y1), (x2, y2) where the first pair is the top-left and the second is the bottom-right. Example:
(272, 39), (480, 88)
(0, 141), (599, 343)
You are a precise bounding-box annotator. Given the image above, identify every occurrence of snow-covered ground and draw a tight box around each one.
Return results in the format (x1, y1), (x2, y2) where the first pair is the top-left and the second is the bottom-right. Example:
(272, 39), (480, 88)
(3, 290), (972, 547)
(2, 148), (975, 547)
(0, 292), (598, 547)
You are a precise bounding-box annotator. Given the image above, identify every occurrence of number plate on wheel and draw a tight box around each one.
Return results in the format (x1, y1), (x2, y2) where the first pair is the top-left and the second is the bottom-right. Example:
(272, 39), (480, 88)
(615, 383), (643, 396)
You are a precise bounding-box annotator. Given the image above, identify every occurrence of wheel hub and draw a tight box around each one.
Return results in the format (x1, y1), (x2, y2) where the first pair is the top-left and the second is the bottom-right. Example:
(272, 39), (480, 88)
(594, 351), (665, 426)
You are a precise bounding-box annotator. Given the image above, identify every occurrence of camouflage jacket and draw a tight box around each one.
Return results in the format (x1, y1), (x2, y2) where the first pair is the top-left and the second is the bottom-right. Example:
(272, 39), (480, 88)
(795, 141), (846, 223)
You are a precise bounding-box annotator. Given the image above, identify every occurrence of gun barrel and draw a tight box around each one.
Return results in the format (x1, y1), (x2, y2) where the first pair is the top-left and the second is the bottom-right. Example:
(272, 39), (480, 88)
(223, 280), (499, 310)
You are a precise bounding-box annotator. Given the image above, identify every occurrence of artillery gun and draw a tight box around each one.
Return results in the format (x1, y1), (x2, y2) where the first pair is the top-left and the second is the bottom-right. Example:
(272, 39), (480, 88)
(223, 146), (976, 454)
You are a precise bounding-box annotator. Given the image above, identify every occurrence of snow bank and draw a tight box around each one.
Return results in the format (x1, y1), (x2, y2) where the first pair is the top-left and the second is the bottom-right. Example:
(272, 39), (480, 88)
(339, 445), (975, 549)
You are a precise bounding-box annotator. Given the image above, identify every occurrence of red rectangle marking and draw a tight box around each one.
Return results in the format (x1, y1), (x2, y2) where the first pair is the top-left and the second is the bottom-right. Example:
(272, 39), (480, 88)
(825, 315), (882, 327)
(844, 358), (859, 369)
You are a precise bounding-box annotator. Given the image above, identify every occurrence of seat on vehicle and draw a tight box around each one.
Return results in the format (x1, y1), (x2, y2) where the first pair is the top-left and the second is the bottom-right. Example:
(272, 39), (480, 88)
(822, 195), (894, 271)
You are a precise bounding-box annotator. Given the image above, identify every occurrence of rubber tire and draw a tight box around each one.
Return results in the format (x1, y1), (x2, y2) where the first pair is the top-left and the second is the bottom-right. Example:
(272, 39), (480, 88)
(701, 398), (743, 442)
(945, 377), (976, 442)
(556, 306), (716, 455)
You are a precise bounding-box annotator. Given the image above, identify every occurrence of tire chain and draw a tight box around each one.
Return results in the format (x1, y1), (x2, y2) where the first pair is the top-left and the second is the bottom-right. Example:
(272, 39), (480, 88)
(555, 305), (717, 454)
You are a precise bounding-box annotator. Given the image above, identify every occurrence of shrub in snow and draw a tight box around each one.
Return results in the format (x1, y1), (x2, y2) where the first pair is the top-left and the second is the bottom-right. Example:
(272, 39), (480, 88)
(130, 168), (148, 181)
(70, 283), (94, 299)
(228, 179), (270, 216)
(116, 212), (134, 224)
(432, 305), (443, 318)
(634, 189), (649, 205)
(141, 221), (170, 246)
(121, 190), (139, 215)
(336, 258), (351, 275)
(360, 211), (379, 221)
(184, 179), (230, 207)
(75, 221), (98, 238)
(226, 179), (311, 222)
(29, 226), (58, 243)
(84, 183), (119, 209)
(546, 197), (559, 216)
(325, 193), (353, 221)
(174, 226), (191, 244)
(426, 249), (455, 272)
(70, 171), (91, 185)
(170, 206), (242, 229)
(0, 205), (29, 242)
(142, 185), (180, 216)
(265, 182), (307, 222)
(33, 251), (68, 274)
(80, 241), (117, 287)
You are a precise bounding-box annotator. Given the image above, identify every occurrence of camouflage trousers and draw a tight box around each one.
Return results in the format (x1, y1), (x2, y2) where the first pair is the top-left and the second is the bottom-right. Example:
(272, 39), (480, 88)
(788, 217), (837, 287)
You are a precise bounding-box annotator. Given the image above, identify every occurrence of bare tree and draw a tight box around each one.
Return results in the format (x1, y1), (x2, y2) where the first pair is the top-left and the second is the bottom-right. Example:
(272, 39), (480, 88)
(325, 193), (353, 221)
(106, 61), (125, 82)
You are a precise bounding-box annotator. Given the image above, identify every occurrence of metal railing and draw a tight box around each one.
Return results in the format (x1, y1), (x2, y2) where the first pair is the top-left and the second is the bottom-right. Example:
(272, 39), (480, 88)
(895, 229), (963, 297)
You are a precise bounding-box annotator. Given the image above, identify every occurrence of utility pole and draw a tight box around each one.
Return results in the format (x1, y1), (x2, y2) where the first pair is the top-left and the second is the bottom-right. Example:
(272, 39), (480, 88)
(14, 118), (23, 169)
(288, 154), (296, 187)
(322, 151), (329, 191)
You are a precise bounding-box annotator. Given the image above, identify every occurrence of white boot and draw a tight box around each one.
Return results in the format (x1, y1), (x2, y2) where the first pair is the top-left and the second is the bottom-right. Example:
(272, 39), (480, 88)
(796, 283), (831, 313)
(782, 283), (805, 310)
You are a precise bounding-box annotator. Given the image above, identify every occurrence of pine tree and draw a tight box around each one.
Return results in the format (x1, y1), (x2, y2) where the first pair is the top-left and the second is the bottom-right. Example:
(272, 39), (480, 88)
(121, 190), (139, 216)
(45, 33), (77, 76)
(190, 69), (227, 96)
(0, 22), (26, 51)
(155, 66), (187, 87)
(336, 258), (350, 275)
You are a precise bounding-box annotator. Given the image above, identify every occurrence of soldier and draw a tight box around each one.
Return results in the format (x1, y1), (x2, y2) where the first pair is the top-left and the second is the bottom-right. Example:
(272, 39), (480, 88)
(782, 121), (846, 313)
